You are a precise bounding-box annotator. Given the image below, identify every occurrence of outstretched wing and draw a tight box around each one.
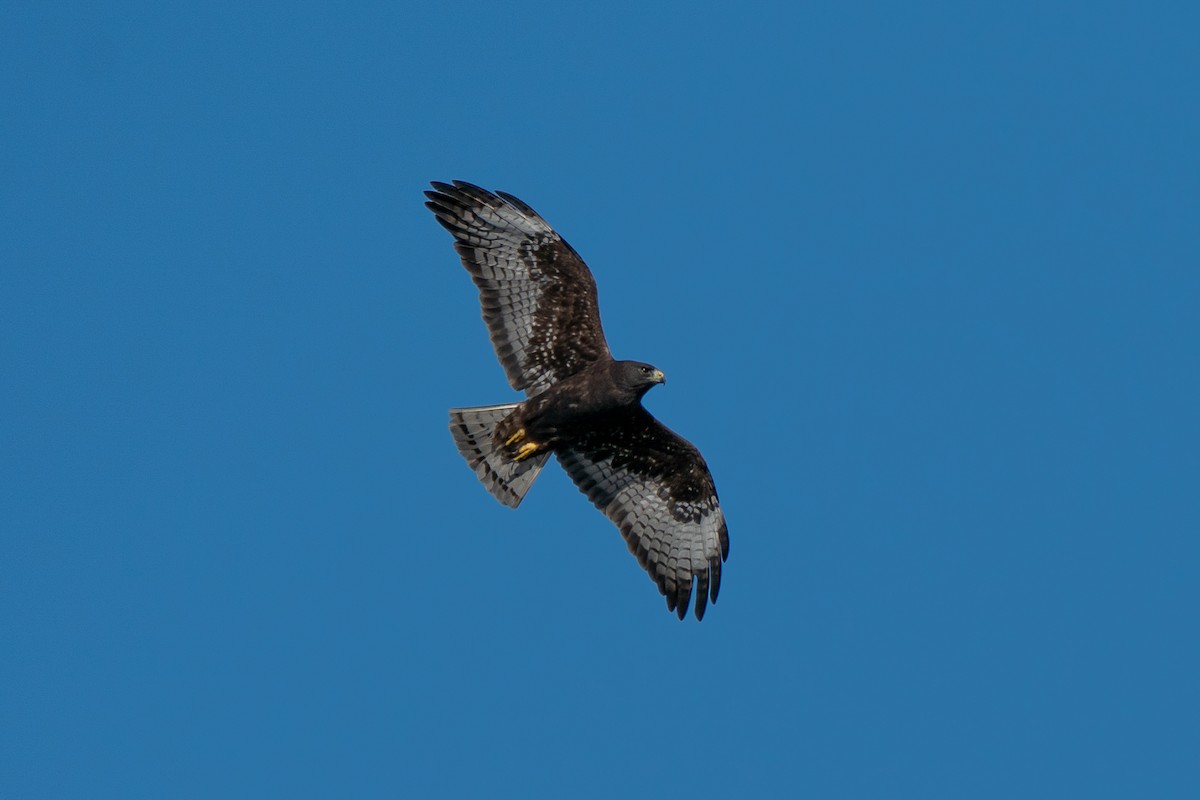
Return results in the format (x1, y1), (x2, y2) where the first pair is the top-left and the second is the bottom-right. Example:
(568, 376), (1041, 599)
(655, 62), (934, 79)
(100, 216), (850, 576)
(425, 180), (611, 395)
(556, 408), (729, 620)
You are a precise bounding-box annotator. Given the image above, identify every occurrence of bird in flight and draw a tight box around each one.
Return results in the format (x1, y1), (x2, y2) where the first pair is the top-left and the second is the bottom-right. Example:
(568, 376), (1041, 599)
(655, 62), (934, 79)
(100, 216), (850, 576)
(425, 181), (729, 620)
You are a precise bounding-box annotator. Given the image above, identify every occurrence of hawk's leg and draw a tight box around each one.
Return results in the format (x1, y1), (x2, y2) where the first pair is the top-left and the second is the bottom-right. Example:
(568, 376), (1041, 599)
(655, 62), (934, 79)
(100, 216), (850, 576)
(505, 428), (526, 446)
(513, 441), (542, 462)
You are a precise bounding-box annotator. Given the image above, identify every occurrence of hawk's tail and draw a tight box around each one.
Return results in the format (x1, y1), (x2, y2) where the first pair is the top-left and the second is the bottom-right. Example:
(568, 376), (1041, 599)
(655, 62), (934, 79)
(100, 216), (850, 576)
(448, 404), (550, 509)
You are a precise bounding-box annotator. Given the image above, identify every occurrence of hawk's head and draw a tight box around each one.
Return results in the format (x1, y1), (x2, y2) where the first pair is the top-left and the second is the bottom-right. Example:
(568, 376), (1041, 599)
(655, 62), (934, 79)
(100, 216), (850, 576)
(615, 360), (666, 399)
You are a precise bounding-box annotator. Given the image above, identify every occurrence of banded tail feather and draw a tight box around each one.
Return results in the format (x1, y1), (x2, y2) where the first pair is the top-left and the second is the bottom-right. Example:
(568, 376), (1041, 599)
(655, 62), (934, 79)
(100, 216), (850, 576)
(448, 404), (550, 508)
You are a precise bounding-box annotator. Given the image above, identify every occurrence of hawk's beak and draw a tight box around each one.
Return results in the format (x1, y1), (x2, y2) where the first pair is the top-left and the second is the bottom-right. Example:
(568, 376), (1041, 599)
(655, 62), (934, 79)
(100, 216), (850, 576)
(653, 370), (666, 385)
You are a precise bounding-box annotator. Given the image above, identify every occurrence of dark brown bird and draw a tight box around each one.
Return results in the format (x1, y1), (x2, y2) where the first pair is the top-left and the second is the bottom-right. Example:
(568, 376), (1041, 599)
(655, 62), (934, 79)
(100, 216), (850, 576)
(425, 180), (729, 620)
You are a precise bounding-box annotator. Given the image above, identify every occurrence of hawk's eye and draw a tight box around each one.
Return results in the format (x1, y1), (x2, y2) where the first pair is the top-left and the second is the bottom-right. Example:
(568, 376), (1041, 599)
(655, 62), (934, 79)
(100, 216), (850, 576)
(640, 366), (650, 374)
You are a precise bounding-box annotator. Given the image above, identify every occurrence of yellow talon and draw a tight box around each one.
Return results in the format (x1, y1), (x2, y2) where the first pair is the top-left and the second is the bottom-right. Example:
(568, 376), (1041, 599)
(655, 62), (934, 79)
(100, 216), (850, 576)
(514, 441), (540, 462)
(505, 428), (526, 446)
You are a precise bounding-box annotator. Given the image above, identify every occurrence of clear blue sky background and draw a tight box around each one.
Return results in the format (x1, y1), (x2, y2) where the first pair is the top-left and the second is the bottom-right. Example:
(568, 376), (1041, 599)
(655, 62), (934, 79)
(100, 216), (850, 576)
(3, 2), (1197, 797)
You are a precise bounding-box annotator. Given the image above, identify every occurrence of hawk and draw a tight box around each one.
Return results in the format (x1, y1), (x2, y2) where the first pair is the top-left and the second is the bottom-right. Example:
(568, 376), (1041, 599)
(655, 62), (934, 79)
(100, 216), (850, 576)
(425, 180), (729, 620)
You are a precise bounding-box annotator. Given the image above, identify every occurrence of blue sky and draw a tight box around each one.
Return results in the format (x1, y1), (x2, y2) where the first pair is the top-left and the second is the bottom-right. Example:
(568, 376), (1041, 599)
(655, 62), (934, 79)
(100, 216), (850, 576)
(3, 2), (1197, 797)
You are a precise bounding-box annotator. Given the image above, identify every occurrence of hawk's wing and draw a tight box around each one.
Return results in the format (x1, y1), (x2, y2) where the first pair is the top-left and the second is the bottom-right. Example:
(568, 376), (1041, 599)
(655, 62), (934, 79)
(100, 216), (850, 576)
(556, 408), (729, 620)
(425, 181), (611, 395)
